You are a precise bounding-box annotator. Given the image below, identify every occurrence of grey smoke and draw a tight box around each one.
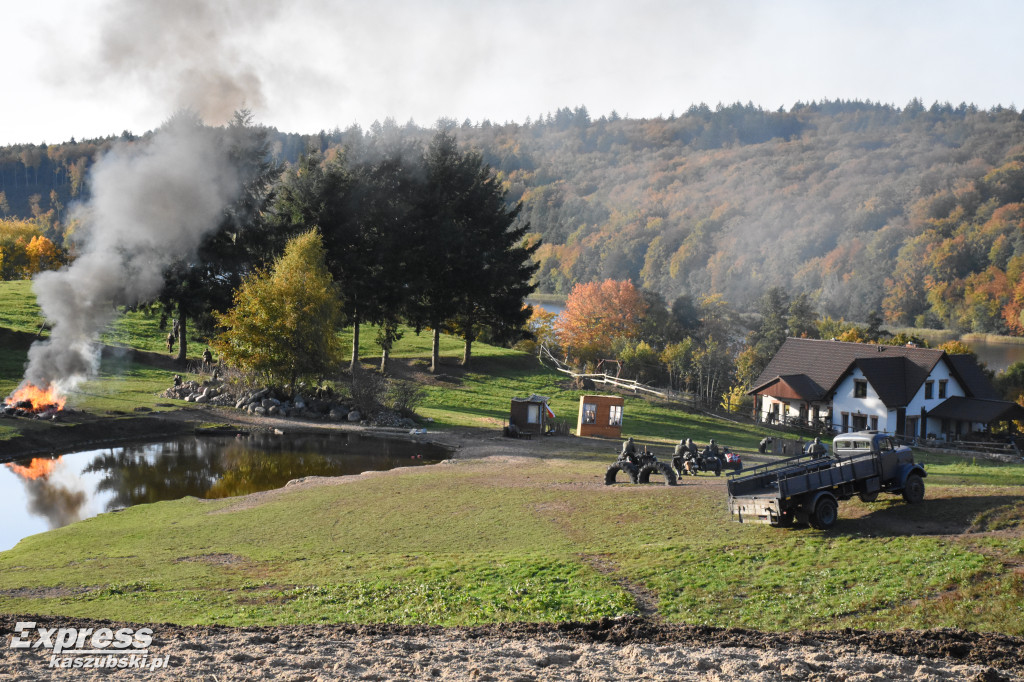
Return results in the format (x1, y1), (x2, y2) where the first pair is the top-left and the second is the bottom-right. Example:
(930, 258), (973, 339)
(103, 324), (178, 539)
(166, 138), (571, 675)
(24, 119), (240, 393)
(94, 0), (282, 125)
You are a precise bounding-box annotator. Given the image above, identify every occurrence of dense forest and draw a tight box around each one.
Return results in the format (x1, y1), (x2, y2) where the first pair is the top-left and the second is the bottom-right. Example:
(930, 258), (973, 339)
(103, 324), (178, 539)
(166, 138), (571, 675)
(3, 99), (1024, 334)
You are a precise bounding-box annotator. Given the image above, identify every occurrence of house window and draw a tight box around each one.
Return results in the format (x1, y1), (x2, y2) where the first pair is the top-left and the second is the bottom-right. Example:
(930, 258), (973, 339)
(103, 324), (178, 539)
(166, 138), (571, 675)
(582, 403), (597, 424)
(924, 381), (933, 400)
(841, 412), (850, 432)
(527, 404), (541, 424)
(938, 380), (947, 399)
(852, 414), (868, 431)
(608, 405), (622, 427)
(854, 380), (867, 398)
(870, 415), (878, 430)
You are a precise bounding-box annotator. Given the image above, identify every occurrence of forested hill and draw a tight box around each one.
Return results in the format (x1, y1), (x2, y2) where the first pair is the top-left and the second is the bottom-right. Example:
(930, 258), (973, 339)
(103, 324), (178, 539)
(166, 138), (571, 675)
(4, 100), (1024, 334)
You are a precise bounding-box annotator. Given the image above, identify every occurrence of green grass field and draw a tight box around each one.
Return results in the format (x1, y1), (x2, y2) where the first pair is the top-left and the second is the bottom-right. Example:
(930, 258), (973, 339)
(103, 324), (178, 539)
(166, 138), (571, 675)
(0, 279), (1022, 634)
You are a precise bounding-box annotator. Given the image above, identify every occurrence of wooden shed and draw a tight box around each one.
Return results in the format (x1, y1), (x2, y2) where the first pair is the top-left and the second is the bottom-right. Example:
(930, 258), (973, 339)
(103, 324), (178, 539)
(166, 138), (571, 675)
(509, 394), (552, 436)
(576, 395), (624, 438)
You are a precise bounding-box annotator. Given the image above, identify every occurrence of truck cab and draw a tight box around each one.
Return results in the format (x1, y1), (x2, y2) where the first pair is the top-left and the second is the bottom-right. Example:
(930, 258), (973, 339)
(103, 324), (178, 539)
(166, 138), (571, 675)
(833, 431), (922, 498)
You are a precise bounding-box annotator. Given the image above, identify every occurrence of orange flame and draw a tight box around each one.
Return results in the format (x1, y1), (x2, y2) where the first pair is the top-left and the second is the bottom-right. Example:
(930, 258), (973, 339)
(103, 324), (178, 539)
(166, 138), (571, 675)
(4, 383), (66, 411)
(5, 457), (60, 481)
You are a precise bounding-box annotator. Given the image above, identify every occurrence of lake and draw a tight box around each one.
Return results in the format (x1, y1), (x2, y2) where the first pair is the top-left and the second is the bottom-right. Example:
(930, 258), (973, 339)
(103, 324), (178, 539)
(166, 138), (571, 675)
(0, 432), (450, 552)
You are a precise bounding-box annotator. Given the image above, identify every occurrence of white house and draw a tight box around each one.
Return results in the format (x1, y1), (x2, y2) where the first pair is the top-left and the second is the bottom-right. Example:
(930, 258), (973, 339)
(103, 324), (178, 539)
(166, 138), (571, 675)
(748, 338), (1024, 440)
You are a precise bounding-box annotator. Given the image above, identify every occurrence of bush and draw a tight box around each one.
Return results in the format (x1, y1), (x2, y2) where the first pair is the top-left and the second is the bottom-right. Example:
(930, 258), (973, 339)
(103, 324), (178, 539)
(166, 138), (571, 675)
(350, 366), (386, 415)
(384, 379), (426, 417)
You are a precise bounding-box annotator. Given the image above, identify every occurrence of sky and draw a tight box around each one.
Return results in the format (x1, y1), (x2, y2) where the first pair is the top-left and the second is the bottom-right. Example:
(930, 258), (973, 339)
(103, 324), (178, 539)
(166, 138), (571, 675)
(6, 0), (1024, 146)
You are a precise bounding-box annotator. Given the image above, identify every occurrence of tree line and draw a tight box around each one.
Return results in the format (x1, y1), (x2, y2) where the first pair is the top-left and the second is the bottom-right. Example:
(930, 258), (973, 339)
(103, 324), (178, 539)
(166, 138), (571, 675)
(5, 99), (1024, 339)
(162, 115), (537, 385)
(543, 278), (1024, 413)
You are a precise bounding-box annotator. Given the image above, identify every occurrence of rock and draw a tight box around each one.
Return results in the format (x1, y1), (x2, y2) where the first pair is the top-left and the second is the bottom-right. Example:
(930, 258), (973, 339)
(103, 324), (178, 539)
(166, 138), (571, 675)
(254, 406), (267, 416)
(195, 394), (210, 404)
(347, 410), (361, 422)
(268, 405), (279, 416)
(329, 406), (347, 422)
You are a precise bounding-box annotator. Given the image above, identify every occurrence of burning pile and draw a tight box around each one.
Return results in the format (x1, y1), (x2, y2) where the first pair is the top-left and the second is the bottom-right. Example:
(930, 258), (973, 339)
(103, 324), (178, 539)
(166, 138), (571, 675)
(2, 383), (67, 418)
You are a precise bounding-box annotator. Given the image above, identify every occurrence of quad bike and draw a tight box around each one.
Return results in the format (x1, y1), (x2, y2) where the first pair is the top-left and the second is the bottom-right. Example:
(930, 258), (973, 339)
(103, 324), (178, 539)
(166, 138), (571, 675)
(605, 446), (677, 486)
(722, 447), (742, 472)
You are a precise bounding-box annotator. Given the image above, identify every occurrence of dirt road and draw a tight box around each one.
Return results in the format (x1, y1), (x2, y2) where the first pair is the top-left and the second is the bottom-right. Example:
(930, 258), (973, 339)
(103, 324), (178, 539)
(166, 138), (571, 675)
(2, 614), (1021, 681)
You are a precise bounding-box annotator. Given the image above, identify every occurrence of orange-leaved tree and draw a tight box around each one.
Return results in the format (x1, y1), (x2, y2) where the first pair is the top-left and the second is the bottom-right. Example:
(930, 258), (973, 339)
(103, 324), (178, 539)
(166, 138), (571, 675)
(556, 279), (647, 365)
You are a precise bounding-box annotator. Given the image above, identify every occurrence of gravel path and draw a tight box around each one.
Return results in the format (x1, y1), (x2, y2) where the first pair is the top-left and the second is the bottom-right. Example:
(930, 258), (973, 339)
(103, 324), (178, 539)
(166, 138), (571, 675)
(3, 615), (1022, 681)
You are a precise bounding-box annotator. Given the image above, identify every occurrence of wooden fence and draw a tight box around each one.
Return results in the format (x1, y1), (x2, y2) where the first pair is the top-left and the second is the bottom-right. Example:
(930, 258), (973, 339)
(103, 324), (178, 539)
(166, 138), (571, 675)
(538, 345), (702, 410)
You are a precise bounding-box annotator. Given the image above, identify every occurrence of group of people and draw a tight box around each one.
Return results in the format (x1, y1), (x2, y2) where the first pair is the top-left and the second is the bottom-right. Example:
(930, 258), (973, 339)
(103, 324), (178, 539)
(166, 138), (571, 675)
(672, 437), (723, 476)
(618, 435), (724, 476)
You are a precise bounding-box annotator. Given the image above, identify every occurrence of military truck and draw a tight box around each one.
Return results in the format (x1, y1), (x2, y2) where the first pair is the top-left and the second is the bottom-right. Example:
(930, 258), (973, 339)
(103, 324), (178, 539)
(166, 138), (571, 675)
(727, 431), (926, 529)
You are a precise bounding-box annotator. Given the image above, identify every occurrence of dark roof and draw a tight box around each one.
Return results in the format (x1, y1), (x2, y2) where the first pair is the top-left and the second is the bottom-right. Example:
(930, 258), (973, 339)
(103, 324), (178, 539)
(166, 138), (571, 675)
(928, 396), (1024, 423)
(853, 356), (915, 408)
(749, 338), (944, 402)
(751, 374), (827, 401)
(945, 355), (1001, 400)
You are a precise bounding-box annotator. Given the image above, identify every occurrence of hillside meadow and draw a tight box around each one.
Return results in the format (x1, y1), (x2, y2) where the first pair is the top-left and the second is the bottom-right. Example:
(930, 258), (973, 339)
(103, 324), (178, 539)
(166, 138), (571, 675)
(0, 280), (1022, 634)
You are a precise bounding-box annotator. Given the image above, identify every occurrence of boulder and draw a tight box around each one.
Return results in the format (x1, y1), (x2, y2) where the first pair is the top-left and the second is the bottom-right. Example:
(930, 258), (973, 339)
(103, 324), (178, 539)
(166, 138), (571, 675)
(347, 410), (361, 422)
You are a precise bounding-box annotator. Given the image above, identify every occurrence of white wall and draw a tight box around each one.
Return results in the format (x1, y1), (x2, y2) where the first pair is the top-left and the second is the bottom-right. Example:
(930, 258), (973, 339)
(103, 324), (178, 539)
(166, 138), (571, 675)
(832, 368), (889, 432)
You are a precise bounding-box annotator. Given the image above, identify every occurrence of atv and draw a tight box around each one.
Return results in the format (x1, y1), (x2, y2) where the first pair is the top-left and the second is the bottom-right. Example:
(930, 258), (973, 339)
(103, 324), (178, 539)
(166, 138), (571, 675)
(605, 446), (677, 486)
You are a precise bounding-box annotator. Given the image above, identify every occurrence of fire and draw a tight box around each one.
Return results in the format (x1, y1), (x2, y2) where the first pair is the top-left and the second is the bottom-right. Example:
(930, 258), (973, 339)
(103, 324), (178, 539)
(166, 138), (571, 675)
(3, 382), (66, 412)
(5, 457), (60, 481)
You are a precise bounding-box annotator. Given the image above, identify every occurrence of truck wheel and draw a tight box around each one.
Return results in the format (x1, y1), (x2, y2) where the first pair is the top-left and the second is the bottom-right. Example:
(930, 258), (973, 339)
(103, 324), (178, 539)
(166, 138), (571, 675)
(638, 462), (677, 486)
(858, 491), (879, 503)
(605, 462), (638, 485)
(809, 497), (838, 530)
(901, 474), (925, 504)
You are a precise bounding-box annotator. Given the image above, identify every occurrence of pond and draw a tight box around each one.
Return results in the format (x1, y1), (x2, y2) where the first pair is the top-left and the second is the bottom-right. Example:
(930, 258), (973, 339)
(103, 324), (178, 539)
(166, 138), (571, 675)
(0, 432), (450, 552)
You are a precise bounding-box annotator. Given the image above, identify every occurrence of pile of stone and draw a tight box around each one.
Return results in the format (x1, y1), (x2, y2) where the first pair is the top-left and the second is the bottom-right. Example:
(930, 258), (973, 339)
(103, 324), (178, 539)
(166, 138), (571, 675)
(233, 387), (361, 422)
(162, 380), (370, 424)
(164, 380), (236, 407)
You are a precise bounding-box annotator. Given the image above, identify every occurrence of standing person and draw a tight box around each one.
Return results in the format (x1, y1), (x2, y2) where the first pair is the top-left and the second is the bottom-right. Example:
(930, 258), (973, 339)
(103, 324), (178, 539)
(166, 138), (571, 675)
(166, 332), (175, 353)
(807, 437), (827, 459)
(672, 439), (687, 476)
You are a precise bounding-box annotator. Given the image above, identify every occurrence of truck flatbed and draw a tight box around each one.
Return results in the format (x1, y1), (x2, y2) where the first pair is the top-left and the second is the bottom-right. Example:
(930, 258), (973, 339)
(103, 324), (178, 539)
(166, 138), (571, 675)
(727, 432), (926, 529)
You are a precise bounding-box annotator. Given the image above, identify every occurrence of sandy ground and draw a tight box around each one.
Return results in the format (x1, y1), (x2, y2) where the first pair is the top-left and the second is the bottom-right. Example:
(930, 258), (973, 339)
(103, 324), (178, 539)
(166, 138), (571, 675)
(2, 615), (1022, 681)
(2, 406), (1023, 680)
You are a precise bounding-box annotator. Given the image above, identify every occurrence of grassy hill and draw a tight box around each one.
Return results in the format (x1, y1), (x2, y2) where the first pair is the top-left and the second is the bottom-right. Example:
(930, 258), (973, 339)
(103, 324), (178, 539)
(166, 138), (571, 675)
(0, 280), (1023, 634)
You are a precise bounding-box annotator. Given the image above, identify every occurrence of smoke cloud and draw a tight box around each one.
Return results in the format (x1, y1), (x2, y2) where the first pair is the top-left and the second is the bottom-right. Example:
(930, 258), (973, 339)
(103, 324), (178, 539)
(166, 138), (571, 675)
(94, 0), (282, 125)
(24, 120), (240, 393)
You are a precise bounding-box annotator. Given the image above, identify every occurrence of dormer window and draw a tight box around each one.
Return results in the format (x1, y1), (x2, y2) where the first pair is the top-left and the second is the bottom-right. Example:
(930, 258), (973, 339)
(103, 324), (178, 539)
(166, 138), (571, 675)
(854, 380), (867, 398)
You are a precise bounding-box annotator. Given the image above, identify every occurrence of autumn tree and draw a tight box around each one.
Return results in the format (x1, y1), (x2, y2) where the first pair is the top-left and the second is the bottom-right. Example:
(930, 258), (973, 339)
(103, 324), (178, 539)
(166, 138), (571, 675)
(214, 230), (345, 389)
(556, 279), (647, 365)
(515, 306), (559, 355)
(24, 235), (61, 275)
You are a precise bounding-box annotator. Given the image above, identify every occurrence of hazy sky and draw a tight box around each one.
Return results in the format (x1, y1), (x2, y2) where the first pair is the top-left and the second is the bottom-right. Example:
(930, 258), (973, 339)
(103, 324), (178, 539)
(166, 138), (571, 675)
(7, 0), (1023, 146)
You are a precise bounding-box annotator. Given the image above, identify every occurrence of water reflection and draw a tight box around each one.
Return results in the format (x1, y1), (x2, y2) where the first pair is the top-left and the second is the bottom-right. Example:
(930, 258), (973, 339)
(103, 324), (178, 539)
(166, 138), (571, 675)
(5, 459), (88, 528)
(0, 433), (448, 551)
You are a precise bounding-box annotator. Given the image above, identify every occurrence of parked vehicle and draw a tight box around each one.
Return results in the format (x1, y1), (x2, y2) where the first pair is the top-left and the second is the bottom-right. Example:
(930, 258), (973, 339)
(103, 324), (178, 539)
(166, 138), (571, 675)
(605, 446), (677, 486)
(727, 431), (926, 529)
(722, 447), (742, 472)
